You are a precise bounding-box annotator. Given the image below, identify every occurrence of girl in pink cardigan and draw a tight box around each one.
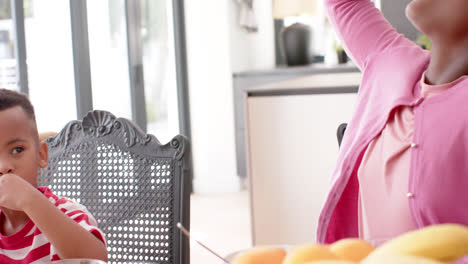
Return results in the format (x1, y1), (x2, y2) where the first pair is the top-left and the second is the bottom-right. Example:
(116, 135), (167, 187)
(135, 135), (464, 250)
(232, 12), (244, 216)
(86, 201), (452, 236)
(317, 0), (468, 249)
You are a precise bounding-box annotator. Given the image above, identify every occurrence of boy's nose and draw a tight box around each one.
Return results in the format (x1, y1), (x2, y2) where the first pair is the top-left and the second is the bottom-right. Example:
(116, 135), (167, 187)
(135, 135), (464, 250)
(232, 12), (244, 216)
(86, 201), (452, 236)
(0, 161), (13, 176)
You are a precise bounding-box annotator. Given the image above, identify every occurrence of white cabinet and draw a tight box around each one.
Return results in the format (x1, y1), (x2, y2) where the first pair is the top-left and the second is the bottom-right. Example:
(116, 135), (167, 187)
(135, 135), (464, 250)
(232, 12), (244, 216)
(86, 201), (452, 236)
(241, 72), (360, 245)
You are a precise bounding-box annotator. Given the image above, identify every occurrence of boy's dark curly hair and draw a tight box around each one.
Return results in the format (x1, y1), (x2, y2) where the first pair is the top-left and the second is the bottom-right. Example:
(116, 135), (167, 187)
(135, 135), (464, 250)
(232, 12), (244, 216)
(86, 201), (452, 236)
(0, 88), (36, 122)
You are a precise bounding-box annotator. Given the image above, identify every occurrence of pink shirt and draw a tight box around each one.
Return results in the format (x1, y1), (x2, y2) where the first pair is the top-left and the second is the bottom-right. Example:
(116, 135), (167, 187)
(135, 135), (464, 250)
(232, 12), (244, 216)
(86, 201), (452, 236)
(318, 0), (468, 252)
(357, 74), (468, 246)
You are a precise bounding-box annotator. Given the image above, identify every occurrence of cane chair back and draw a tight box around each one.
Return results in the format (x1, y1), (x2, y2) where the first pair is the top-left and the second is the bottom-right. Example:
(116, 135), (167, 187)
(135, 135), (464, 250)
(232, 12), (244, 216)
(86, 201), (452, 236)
(37, 110), (191, 264)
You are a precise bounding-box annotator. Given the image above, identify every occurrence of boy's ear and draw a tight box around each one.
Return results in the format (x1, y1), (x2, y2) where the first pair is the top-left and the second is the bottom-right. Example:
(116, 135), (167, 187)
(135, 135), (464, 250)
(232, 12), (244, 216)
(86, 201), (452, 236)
(38, 141), (49, 168)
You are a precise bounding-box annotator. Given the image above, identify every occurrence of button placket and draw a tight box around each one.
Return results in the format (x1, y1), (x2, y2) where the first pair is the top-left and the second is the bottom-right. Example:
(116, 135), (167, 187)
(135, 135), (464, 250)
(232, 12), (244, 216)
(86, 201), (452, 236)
(408, 141), (418, 199)
(413, 97), (424, 106)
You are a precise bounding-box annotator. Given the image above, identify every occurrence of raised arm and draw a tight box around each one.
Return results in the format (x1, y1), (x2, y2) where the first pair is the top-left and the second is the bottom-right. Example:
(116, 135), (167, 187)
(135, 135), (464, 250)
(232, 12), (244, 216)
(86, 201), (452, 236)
(325, 0), (416, 70)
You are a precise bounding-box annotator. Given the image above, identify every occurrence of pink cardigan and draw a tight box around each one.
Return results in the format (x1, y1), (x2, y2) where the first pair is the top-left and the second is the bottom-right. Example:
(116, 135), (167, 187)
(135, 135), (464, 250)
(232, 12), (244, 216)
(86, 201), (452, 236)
(317, 0), (468, 243)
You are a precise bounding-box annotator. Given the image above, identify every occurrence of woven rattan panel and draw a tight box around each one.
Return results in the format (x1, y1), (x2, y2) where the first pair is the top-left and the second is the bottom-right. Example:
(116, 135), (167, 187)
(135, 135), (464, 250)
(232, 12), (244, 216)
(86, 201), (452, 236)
(38, 141), (175, 264)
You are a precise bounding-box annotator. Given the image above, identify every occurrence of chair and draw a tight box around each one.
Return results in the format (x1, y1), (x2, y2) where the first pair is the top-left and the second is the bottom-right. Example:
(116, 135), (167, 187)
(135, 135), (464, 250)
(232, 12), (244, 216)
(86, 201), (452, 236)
(39, 131), (58, 142)
(337, 123), (347, 147)
(37, 110), (191, 264)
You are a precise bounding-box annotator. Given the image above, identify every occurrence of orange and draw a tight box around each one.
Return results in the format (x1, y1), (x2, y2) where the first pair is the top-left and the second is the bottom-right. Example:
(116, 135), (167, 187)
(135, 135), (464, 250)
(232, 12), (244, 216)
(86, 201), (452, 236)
(283, 244), (338, 264)
(303, 261), (356, 264)
(329, 238), (375, 262)
(231, 247), (286, 264)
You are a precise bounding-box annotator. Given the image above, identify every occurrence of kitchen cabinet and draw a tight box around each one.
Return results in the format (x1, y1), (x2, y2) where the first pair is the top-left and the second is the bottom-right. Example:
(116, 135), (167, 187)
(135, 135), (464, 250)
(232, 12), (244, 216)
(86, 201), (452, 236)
(233, 64), (361, 245)
(248, 92), (357, 245)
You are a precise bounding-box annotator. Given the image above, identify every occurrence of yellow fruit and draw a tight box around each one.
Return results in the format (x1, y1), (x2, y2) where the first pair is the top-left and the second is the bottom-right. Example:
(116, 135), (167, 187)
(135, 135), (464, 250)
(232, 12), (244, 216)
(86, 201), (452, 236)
(365, 224), (468, 262)
(231, 247), (286, 264)
(361, 254), (445, 264)
(282, 244), (339, 264)
(329, 238), (374, 261)
(303, 261), (356, 264)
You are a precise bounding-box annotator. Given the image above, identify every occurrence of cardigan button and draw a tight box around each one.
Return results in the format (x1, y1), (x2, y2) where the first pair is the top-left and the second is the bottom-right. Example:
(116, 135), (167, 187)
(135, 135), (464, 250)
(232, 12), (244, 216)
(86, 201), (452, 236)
(413, 97), (424, 105)
(410, 143), (418, 148)
(407, 192), (415, 198)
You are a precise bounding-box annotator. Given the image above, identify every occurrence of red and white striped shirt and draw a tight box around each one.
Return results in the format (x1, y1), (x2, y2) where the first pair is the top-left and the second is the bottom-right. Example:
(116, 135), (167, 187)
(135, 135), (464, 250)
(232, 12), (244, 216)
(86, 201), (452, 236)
(0, 187), (106, 263)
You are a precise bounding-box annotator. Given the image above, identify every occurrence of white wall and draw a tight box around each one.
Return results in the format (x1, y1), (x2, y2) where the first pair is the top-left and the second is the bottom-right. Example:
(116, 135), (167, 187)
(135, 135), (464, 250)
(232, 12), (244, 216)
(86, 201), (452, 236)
(184, 0), (275, 193)
(228, 0), (275, 72)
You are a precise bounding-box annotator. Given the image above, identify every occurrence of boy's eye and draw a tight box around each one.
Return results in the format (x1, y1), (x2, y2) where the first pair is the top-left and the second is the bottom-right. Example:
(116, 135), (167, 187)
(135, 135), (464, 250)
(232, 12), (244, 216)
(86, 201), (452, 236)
(12, 147), (24, 154)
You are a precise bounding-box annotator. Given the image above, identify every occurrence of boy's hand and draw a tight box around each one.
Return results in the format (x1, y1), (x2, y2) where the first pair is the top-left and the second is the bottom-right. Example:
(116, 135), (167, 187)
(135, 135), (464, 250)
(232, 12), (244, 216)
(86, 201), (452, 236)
(0, 173), (108, 261)
(0, 174), (40, 211)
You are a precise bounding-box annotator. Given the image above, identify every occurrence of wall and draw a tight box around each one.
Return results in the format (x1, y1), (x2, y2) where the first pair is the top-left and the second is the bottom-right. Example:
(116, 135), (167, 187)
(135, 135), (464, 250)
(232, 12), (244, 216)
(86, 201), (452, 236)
(228, 0), (275, 72)
(184, 0), (275, 193)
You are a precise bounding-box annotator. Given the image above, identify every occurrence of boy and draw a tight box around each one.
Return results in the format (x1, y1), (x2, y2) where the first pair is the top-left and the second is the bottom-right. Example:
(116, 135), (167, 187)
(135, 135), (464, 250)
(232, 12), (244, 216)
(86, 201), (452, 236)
(0, 89), (108, 263)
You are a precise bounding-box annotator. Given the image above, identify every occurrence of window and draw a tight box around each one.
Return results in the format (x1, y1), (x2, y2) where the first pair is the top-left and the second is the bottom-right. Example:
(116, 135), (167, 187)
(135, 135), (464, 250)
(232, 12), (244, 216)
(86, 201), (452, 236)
(88, 0), (132, 120)
(5, 0), (188, 142)
(25, 0), (77, 132)
(141, 0), (179, 143)
(0, 0), (26, 91)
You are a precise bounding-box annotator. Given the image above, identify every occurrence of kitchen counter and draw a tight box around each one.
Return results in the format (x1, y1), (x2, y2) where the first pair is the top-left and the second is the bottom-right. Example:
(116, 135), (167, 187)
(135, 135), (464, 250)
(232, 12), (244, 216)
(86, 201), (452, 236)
(233, 63), (361, 179)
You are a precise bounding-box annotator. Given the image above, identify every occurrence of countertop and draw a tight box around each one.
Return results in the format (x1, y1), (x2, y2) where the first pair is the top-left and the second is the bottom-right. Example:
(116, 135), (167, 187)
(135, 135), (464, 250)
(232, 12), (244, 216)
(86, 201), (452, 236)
(233, 63), (360, 78)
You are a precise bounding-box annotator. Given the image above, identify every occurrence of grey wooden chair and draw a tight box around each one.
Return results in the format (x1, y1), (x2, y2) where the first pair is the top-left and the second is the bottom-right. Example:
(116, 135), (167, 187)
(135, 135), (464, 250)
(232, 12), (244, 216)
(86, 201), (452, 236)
(37, 110), (191, 264)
